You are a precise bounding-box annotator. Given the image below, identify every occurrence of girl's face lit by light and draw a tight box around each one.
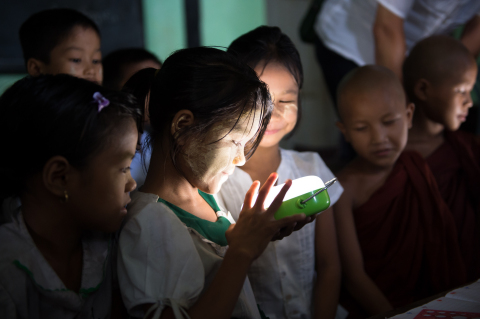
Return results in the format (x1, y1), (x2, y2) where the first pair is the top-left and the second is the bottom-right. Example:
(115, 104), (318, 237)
(181, 111), (261, 194)
(254, 62), (299, 148)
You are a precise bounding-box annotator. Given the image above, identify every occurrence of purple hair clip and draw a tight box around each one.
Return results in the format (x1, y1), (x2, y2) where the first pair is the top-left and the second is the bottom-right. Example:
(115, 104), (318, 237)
(93, 92), (110, 112)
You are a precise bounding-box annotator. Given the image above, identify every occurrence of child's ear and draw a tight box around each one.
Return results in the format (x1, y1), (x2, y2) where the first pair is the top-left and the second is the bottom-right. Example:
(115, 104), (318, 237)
(335, 121), (350, 142)
(171, 110), (195, 142)
(42, 156), (71, 199)
(26, 58), (46, 77)
(406, 102), (415, 129)
(413, 78), (430, 102)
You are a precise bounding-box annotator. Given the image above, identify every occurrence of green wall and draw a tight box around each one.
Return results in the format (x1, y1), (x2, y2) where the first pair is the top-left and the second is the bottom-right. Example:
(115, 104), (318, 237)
(0, 0), (266, 94)
(200, 0), (266, 48)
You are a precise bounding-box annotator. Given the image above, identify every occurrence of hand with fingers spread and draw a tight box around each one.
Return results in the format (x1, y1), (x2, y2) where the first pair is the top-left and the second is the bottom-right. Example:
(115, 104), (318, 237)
(225, 172), (307, 261)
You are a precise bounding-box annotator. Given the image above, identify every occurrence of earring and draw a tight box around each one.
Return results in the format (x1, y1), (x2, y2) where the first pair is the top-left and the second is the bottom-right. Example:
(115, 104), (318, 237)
(64, 190), (69, 203)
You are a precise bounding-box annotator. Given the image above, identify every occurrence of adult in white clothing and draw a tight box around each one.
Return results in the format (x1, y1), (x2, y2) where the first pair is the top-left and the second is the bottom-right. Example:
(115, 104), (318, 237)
(315, 0), (480, 108)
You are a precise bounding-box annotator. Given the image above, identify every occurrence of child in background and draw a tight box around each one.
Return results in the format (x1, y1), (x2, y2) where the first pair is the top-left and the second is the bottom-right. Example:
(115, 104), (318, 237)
(103, 48), (162, 91)
(403, 35), (480, 281)
(0, 74), (140, 318)
(117, 47), (307, 319)
(19, 8), (102, 84)
(215, 26), (343, 319)
(103, 48), (162, 187)
(334, 65), (465, 318)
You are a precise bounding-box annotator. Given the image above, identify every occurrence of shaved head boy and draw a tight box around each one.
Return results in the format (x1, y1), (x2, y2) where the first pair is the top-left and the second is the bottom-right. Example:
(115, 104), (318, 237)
(404, 35), (480, 281)
(333, 65), (466, 317)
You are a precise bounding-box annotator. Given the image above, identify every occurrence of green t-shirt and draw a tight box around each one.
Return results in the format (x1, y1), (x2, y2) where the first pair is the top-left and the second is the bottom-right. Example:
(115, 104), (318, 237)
(157, 190), (231, 246)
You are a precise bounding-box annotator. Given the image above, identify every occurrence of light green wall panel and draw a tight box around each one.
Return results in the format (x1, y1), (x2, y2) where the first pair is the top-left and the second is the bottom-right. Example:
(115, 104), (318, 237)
(0, 74), (26, 95)
(200, 0), (267, 48)
(142, 0), (187, 61)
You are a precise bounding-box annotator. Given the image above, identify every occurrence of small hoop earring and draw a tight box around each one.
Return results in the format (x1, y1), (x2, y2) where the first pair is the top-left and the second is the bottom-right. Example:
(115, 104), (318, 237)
(64, 190), (69, 203)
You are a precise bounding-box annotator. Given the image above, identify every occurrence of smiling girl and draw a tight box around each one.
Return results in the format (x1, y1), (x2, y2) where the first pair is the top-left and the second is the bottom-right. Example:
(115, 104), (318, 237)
(0, 74), (140, 318)
(117, 47), (306, 319)
(216, 26), (344, 319)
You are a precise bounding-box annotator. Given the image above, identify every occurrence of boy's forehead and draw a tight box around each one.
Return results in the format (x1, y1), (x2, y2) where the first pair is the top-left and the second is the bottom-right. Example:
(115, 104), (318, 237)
(55, 26), (101, 51)
(341, 87), (404, 121)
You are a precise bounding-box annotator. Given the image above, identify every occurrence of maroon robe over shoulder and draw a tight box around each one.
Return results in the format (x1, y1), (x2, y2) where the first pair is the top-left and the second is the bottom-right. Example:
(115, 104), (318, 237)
(427, 130), (480, 281)
(343, 152), (466, 318)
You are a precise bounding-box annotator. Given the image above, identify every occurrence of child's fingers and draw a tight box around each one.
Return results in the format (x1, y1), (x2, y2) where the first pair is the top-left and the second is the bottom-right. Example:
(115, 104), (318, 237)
(264, 179), (292, 216)
(274, 213), (306, 231)
(243, 180), (260, 210)
(272, 223), (297, 241)
(254, 173), (278, 209)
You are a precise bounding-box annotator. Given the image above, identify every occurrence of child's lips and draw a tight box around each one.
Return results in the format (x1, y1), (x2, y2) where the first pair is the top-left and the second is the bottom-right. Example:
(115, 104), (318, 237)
(458, 114), (468, 122)
(373, 148), (393, 157)
(265, 128), (281, 135)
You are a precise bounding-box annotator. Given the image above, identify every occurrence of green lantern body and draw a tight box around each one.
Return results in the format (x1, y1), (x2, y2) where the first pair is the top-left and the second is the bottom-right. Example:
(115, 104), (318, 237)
(249, 175), (333, 220)
(274, 188), (330, 220)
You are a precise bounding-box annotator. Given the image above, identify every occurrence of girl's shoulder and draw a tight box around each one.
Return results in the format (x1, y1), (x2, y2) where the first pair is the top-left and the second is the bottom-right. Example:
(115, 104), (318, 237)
(125, 190), (181, 224)
(120, 190), (193, 246)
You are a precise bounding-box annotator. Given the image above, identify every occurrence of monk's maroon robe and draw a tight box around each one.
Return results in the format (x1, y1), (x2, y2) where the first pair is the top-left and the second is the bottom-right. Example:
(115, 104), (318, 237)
(427, 130), (480, 281)
(342, 152), (466, 318)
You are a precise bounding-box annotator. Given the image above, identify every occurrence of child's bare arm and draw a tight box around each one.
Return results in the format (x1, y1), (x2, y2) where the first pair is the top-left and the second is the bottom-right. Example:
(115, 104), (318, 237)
(373, 3), (406, 79)
(313, 207), (341, 319)
(461, 15), (480, 57)
(333, 184), (393, 315)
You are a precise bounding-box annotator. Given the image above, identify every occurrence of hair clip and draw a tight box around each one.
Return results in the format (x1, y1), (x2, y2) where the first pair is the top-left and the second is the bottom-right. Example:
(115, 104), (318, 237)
(93, 92), (110, 112)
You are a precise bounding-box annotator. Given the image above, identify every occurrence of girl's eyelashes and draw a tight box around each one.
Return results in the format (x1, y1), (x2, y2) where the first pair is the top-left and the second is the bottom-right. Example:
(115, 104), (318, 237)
(232, 140), (242, 147)
(383, 118), (398, 126)
(70, 58), (81, 63)
(121, 167), (131, 173)
(93, 59), (101, 64)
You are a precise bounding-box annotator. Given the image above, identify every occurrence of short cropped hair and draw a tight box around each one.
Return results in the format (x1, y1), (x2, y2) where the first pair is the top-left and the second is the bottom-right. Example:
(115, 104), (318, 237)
(19, 8), (100, 66)
(102, 48), (162, 90)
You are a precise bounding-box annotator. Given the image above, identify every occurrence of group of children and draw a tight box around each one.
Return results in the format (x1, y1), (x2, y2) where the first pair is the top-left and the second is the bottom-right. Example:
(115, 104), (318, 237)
(0, 7), (478, 319)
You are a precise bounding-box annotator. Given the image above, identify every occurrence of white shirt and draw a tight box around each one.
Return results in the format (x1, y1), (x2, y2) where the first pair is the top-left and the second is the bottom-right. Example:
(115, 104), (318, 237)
(0, 210), (113, 319)
(117, 190), (261, 319)
(315, 0), (480, 66)
(215, 149), (343, 319)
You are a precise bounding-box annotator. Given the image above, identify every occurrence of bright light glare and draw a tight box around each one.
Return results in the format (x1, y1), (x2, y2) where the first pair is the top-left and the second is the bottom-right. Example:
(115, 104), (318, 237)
(250, 175), (325, 209)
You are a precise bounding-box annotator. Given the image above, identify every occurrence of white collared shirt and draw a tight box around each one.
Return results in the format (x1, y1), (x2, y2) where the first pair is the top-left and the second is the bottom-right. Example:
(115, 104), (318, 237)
(215, 149), (343, 319)
(0, 211), (112, 319)
(117, 190), (261, 319)
(315, 0), (480, 66)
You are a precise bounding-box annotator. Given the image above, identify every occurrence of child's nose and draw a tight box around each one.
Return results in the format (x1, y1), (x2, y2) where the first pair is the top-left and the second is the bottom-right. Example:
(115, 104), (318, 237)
(126, 173), (137, 193)
(233, 148), (246, 166)
(371, 126), (387, 143)
(464, 93), (473, 108)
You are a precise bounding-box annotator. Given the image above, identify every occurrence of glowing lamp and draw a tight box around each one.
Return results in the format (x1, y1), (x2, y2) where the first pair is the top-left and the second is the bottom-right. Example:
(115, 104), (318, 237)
(252, 175), (337, 220)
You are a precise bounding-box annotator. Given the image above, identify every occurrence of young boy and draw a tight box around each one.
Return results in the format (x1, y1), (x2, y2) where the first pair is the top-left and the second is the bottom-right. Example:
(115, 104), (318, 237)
(19, 8), (102, 84)
(334, 65), (465, 318)
(102, 48), (162, 91)
(404, 36), (480, 282)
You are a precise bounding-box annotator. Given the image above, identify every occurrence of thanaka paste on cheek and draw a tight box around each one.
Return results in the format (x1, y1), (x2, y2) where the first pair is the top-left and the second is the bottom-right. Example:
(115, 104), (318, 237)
(181, 112), (261, 190)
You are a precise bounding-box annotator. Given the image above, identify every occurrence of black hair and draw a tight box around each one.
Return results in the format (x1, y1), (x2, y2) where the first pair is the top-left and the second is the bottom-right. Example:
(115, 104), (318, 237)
(403, 35), (475, 104)
(103, 48), (162, 90)
(19, 8), (100, 66)
(0, 74), (141, 209)
(227, 26), (303, 138)
(123, 47), (272, 172)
